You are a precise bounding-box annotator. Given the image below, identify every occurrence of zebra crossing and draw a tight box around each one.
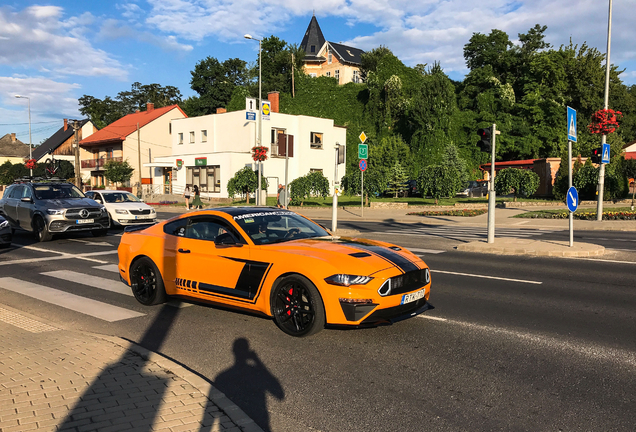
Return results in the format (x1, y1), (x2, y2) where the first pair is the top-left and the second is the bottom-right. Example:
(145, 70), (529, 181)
(375, 225), (562, 241)
(0, 264), (191, 323)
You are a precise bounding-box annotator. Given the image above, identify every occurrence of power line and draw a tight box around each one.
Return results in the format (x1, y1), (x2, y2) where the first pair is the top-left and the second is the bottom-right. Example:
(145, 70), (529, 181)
(0, 120), (60, 126)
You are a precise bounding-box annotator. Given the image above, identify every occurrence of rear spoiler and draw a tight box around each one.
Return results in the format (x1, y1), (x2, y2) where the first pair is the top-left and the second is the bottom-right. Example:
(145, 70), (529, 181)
(124, 223), (156, 233)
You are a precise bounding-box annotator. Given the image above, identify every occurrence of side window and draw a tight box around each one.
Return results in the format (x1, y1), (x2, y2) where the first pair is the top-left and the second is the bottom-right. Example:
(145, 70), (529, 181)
(163, 218), (189, 237)
(22, 186), (33, 199)
(9, 186), (24, 199)
(184, 216), (244, 243)
(4, 186), (15, 199)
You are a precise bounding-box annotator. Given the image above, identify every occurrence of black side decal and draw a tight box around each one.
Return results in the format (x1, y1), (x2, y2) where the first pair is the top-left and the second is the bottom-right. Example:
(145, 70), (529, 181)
(341, 242), (419, 274)
(195, 257), (271, 302)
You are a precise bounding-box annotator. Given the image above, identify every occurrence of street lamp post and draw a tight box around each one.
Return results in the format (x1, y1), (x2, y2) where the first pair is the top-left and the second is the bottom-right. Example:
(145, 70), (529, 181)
(244, 34), (263, 205)
(15, 95), (32, 176)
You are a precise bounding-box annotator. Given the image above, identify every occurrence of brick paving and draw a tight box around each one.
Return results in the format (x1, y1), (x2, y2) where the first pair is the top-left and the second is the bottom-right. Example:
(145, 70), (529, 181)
(0, 307), (262, 432)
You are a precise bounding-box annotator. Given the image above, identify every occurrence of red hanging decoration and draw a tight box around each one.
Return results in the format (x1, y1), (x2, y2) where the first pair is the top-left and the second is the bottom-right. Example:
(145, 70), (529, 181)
(588, 109), (623, 135)
(252, 146), (269, 162)
(25, 158), (37, 170)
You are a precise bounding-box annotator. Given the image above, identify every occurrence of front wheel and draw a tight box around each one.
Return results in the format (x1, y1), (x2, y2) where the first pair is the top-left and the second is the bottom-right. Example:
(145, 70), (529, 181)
(129, 257), (166, 306)
(271, 275), (325, 337)
(33, 216), (52, 242)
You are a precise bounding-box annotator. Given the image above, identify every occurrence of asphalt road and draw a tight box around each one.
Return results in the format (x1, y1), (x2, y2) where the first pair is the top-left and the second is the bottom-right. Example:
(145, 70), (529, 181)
(1, 226), (635, 431)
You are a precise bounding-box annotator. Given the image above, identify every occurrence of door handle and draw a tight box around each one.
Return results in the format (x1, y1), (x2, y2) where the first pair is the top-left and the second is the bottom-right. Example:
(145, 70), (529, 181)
(178, 248), (190, 254)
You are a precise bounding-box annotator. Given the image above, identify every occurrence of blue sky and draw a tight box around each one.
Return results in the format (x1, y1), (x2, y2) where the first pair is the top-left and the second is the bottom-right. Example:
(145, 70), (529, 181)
(1, 0), (635, 145)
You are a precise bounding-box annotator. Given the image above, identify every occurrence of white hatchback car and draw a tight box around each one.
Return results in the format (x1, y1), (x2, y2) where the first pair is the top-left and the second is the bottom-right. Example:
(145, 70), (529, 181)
(85, 190), (156, 226)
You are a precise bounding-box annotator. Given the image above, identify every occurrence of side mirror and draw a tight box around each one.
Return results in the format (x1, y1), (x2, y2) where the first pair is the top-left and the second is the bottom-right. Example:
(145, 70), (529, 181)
(214, 232), (239, 246)
(21, 197), (33, 203)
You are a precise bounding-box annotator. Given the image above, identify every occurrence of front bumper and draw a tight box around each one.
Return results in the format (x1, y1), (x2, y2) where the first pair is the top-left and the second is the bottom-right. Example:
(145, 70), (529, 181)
(115, 217), (156, 225)
(48, 216), (110, 233)
(0, 231), (12, 245)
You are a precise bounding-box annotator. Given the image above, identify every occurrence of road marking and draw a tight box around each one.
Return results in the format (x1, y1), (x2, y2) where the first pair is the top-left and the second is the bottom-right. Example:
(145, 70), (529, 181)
(513, 220), (531, 225)
(433, 270), (542, 284)
(409, 248), (446, 254)
(93, 264), (119, 273)
(418, 315), (636, 368)
(577, 257), (636, 265)
(67, 238), (114, 246)
(42, 270), (133, 296)
(0, 277), (144, 322)
(0, 250), (117, 266)
(583, 237), (636, 242)
(418, 315), (447, 321)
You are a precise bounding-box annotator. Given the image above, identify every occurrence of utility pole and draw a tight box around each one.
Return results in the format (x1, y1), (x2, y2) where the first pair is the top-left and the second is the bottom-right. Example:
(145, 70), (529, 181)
(137, 123), (142, 199)
(71, 120), (81, 186)
(596, 0), (613, 220)
(291, 53), (295, 98)
(487, 124), (499, 244)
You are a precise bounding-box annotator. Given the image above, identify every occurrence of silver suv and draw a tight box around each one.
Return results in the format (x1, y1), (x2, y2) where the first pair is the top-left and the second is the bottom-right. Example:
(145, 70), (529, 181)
(0, 180), (110, 242)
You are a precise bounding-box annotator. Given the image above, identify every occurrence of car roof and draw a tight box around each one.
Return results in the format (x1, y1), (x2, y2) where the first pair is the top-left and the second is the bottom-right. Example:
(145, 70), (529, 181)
(97, 190), (132, 194)
(210, 206), (292, 216)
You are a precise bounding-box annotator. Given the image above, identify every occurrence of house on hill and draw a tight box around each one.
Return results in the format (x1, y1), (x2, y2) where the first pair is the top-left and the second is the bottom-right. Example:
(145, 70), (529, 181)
(79, 103), (187, 190)
(300, 15), (364, 84)
(0, 133), (30, 164)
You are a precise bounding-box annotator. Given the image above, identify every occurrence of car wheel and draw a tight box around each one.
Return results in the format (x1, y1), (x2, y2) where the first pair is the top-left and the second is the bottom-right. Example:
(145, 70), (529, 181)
(33, 216), (52, 242)
(271, 275), (325, 337)
(129, 257), (166, 306)
(92, 228), (108, 237)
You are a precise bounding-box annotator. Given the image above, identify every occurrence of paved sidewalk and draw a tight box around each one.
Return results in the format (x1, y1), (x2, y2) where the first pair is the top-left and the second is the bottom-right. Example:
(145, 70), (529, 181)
(0, 306), (262, 432)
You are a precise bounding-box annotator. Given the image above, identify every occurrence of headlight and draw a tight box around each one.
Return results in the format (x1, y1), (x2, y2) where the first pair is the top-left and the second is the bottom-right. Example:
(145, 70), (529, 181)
(115, 209), (129, 214)
(150, 208), (156, 214)
(47, 209), (64, 215)
(101, 207), (107, 213)
(0, 220), (9, 229)
(325, 274), (373, 287)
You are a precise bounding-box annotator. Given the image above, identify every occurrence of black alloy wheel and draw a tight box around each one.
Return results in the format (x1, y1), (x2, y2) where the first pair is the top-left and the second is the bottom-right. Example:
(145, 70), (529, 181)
(130, 257), (166, 306)
(271, 275), (325, 337)
(33, 216), (52, 242)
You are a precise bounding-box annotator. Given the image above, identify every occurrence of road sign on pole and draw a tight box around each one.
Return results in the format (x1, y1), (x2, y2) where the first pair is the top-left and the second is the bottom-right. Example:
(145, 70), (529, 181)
(358, 144), (368, 159)
(359, 159), (367, 171)
(567, 186), (579, 213)
(567, 106), (577, 142)
(602, 143), (610, 164)
(246, 111), (256, 121)
(359, 132), (367, 143)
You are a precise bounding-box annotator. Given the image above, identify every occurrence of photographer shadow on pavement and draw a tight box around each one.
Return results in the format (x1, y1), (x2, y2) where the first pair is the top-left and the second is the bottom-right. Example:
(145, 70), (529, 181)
(210, 338), (284, 432)
(56, 303), (182, 432)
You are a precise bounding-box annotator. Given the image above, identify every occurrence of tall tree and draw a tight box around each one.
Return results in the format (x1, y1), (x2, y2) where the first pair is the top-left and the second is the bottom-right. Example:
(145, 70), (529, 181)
(186, 57), (248, 116)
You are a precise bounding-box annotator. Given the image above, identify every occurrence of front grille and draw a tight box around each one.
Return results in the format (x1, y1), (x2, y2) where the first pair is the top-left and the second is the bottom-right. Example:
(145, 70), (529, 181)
(129, 209), (151, 215)
(361, 298), (432, 325)
(378, 268), (430, 296)
(65, 208), (103, 219)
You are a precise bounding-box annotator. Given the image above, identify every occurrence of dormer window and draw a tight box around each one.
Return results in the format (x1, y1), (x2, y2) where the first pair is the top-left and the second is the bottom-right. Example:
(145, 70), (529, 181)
(310, 45), (316, 53)
(328, 52), (332, 64)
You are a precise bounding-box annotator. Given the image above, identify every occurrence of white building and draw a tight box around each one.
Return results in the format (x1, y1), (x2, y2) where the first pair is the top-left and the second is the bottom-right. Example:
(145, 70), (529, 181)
(150, 94), (347, 199)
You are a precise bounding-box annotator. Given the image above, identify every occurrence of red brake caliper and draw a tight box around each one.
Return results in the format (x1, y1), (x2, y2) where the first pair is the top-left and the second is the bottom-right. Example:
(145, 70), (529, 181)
(286, 288), (293, 315)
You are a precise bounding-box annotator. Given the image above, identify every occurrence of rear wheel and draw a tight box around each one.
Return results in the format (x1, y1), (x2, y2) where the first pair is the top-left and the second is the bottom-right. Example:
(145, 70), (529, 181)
(271, 275), (325, 337)
(33, 216), (52, 242)
(129, 257), (166, 306)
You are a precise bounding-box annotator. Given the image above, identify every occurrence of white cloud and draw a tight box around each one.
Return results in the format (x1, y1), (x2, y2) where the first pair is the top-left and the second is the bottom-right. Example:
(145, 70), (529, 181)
(0, 5), (128, 80)
(98, 19), (193, 52)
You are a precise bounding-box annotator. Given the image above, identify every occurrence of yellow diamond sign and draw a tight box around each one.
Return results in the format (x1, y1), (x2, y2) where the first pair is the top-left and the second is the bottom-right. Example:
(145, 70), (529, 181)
(359, 132), (367, 143)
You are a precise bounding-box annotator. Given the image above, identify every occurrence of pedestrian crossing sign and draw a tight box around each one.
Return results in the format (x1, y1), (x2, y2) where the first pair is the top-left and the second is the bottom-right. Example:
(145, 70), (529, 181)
(602, 143), (610, 164)
(567, 106), (577, 142)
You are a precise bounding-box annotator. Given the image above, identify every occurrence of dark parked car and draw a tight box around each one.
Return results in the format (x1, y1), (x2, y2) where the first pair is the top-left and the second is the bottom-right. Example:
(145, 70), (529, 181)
(0, 214), (11, 247)
(458, 180), (489, 198)
(0, 179), (110, 242)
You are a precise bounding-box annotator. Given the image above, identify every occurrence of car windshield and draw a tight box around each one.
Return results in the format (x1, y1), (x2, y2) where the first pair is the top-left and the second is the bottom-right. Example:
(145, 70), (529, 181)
(233, 210), (330, 245)
(33, 184), (85, 200)
(103, 192), (141, 203)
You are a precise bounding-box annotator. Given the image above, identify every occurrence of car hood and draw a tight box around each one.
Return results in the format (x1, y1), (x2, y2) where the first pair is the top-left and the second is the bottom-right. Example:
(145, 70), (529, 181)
(44, 198), (103, 209)
(103, 202), (152, 210)
(264, 236), (424, 276)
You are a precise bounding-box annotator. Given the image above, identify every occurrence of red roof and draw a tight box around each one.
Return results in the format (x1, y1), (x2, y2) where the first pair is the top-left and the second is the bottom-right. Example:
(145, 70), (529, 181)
(80, 105), (186, 146)
(480, 159), (536, 171)
(625, 151), (636, 160)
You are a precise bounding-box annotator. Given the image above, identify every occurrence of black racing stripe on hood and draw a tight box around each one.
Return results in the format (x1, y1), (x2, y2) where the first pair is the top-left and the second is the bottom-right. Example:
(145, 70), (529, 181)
(340, 241), (419, 274)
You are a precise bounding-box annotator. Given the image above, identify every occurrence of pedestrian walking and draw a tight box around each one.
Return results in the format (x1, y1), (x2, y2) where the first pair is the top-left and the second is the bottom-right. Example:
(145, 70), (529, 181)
(277, 184), (285, 208)
(183, 186), (192, 210)
(191, 185), (204, 209)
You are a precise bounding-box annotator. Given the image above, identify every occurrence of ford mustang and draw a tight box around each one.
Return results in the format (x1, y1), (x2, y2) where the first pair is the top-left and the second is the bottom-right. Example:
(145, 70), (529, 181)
(118, 207), (433, 337)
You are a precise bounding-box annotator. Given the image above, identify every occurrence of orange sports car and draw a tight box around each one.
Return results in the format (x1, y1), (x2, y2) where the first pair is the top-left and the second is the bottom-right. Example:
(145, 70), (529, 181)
(118, 207), (433, 337)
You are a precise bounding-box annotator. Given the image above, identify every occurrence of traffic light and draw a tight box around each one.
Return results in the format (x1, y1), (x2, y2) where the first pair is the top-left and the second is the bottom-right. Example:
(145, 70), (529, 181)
(477, 128), (491, 153)
(591, 147), (602, 164)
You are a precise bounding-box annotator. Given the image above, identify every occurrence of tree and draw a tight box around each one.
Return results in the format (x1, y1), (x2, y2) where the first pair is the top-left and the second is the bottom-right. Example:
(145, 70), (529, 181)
(187, 57), (248, 116)
(418, 165), (459, 204)
(258, 37), (304, 97)
(103, 160), (134, 187)
(386, 161), (408, 197)
(79, 82), (182, 128)
(441, 144), (469, 194)
(494, 168), (540, 201)
(226, 167), (267, 204)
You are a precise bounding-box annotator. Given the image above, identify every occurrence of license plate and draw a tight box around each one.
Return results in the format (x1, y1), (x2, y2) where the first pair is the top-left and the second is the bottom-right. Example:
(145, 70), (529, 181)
(134, 216), (151, 220)
(401, 288), (426, 305)
(76, 219), (94, 224)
